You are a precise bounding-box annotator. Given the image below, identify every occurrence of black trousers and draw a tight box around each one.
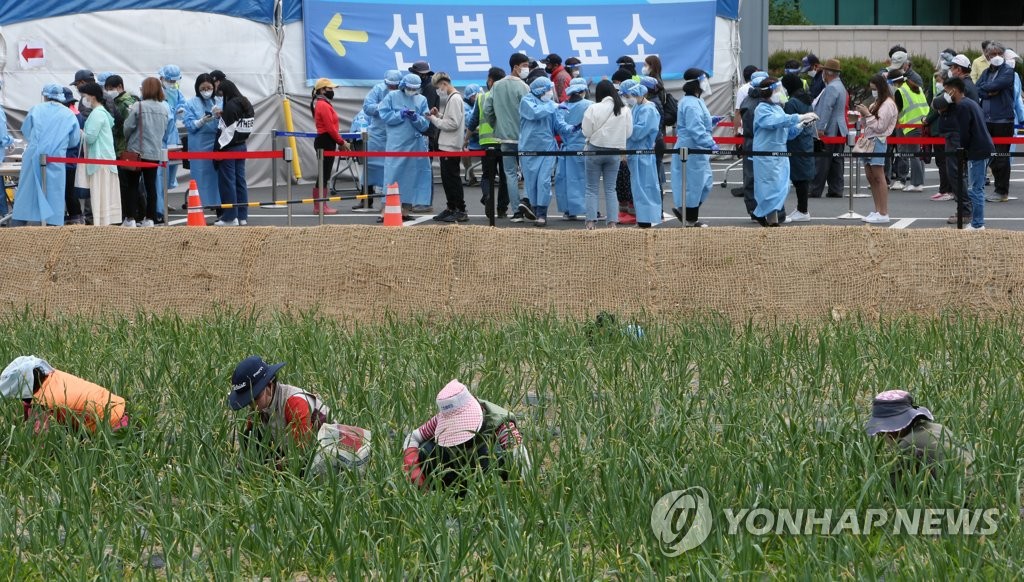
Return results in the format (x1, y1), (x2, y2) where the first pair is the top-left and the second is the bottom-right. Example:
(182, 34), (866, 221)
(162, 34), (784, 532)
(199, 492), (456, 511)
(987, 122), (1013, 196)
(482, 144), (509, 216)
(64, 168), (82, 219)
(120, 166), (158, 221)
(811, 139), (845, 196)
(439, 154), (465, 211)
(946, 152), (971, 218)
(314, 133), (337, 192)
(793, 180), (810, 214)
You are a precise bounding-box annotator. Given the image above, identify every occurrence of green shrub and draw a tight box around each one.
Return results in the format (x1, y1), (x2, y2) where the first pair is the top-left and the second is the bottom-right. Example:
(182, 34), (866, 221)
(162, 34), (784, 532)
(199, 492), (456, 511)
(769, 0), (811, 25)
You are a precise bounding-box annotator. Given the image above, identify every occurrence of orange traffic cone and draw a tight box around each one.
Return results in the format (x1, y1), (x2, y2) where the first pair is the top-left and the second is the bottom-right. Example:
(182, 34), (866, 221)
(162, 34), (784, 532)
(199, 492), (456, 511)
(382, 183), (403, 227)
(186, 180), (206, 227)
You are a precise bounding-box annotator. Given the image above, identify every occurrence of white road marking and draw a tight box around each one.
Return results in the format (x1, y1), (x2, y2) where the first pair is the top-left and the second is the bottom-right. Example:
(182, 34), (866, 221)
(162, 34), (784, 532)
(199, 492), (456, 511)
(890, 218), (916, 229)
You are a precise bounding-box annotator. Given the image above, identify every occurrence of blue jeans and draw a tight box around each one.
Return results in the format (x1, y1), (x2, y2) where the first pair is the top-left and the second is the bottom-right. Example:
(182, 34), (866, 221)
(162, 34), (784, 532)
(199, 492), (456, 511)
(967, 158), (989, 228)
(500, 142), (520, 204)
(217, 144), (248, 222)
(585, 145), (619, 222)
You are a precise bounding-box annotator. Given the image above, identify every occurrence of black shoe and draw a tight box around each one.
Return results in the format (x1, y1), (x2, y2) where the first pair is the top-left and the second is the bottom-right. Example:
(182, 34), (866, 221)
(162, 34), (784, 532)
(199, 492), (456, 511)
(518, 200), (536, 221)
(454, 211), (469, 222)
(671, 207), (683, 221)
(808, 193), (823, 198)
(510, 211), (525, 223)
(730, 187), (745, 198)
(433, 208), (454, 221)
(947, 214), (971, 224)
(498, 209), (508, 219)
(825, 191), (843, 198)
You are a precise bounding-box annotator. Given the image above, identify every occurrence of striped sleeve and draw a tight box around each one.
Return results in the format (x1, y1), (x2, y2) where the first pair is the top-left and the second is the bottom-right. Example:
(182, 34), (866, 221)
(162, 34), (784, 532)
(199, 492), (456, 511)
(496, 420), (523, 450)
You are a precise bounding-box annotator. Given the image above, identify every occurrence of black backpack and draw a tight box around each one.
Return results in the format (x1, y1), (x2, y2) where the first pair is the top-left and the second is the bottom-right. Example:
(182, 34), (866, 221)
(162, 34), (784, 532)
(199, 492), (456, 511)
(660, 91), (678, 127)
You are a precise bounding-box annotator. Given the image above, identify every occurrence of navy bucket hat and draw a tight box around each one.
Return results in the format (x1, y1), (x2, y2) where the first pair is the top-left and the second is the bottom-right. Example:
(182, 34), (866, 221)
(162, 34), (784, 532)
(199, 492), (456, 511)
(866, 390), (933, 436)
(228, 356), (285, 410)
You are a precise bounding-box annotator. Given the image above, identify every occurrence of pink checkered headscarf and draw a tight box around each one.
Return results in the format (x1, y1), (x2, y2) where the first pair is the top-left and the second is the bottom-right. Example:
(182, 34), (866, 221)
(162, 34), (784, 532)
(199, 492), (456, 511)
(435, 380), (484, 447)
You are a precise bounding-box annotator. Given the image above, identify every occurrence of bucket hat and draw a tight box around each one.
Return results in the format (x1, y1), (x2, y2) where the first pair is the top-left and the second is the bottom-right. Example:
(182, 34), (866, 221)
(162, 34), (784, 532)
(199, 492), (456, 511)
(866, 390), (933, 436)
(228, 356), (285, 410)
(434, 380), (484, 447)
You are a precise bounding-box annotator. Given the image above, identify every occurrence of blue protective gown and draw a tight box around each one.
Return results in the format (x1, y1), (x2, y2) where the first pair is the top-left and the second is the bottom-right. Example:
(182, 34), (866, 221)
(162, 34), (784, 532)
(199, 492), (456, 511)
(157, 84), (186, 211)
(183, 95), (222, 207)
(554, 98), (591, 216)
(361, 82), (391, 190)
(13, 102), (80, 225)
(519, 94), (575, 212)
(627, 100), (662, 225)
(752, 101), (802, 218)
(0, 104), (14, 216)
(671, 95), (715, 209)
(464, 99), (481, 151)
(378, 90), (431, 206)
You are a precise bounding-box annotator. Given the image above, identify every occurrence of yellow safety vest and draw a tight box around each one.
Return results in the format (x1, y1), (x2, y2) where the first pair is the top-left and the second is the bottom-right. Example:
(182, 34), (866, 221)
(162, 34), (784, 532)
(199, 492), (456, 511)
(897, 85), (929, 135)
(477, 91), (499, 146)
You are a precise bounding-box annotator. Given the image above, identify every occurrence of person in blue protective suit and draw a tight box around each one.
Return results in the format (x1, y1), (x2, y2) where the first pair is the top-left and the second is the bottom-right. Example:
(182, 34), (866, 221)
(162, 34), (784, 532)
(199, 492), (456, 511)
(183, 73), (222, 212)
(462, 83), (483, 187)
(554, 78), (591, 220)
(671, 69), (718, 228)
(12, 84), (81, 226)
(357, 70), (401, 212)
(518, 77), (577, 227)
(622, 81), (662, 227)
(751, 77), (819, 226)
(156, 65), (185, 222)
(0, 79), (14, 219)
(378, 73), (432, 211)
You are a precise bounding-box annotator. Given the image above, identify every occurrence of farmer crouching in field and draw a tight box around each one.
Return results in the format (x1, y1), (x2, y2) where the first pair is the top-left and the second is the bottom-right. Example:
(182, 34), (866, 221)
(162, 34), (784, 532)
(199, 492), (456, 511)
(866, 390), (974, 491)
(0, 356), (128, 433)
(403, 380), (530, 496)
(227, 356), (371, 476)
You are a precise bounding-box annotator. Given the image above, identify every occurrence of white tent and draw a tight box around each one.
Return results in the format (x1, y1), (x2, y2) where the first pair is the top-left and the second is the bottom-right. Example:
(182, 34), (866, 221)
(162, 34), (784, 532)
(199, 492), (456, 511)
(1, 1), (742, 188)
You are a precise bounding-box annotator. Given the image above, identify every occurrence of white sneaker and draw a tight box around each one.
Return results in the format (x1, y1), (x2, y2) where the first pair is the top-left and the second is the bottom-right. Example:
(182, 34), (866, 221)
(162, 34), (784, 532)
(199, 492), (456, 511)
(139, 219), (155, 228)
(964, 224), (986, 231)
(214, 218), (239, 227)
(121, 219), (136, 228)
(239, 220), (248, 226)
(864, 213), (890, 224)
(861, 212), (878, 222)
(890, 181), (905, 190)
(786, 210), (811, 223)
(903, 184), (923, 192)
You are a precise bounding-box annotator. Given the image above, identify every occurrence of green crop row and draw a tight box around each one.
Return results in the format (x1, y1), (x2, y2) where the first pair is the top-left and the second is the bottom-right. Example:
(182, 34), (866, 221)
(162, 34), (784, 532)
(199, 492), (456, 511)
(0, 311), (1021, 579)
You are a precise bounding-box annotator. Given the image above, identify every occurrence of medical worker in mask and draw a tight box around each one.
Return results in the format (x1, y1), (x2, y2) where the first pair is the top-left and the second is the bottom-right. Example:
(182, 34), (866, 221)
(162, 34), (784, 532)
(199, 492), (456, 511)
(519, 77), (576, 227)
(671, 69), (717, 227)
(157, 65), (185, 219)
(378, 73), (432, 209)
(0, 80), (13, 218)
(12, 84), (81, 226)
(554, 78), (591, 220)
(622, 80), (661, 227)
(358, 70), (402, 211)
(751, 77), (818, 226)
(183, 73), (222, 211)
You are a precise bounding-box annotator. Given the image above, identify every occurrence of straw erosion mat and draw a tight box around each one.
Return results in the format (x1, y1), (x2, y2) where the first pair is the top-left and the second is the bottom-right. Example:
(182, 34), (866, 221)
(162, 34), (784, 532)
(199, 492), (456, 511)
(1, 313), (1022, 578)
(3, 226), (1024, 322)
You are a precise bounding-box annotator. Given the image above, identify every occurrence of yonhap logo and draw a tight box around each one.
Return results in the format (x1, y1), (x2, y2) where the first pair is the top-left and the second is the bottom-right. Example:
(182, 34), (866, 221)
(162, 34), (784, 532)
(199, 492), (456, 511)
(650, 486), (713, 556)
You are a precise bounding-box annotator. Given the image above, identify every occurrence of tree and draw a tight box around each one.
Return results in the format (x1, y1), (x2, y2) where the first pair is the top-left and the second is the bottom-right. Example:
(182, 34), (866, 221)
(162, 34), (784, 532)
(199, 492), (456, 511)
(770, 0), (811, 25)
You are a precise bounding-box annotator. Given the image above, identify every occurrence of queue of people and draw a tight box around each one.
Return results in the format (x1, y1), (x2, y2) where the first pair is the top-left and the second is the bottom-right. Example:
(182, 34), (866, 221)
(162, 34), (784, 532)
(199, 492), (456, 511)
(4, 67), (250, 227)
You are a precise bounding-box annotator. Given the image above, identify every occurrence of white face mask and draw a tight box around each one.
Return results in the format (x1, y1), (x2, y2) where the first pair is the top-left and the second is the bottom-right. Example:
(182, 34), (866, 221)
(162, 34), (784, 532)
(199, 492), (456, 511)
(1009, 60), (1018, 68)
(990, 56), (1005, 67)
(808, 69), (818, 78)
(935, 83), (943, 92)
(770, 92), (782, 104)
(104, 90), (119, 100)
(571, 70), (581, 78)
(201, 90), (214, 100)
(80, 97), (93, 109)
(624, 96), (637, 107)
(405, 88), (418, 97)
(641, 66), (650, 76)
(943, 92), (953, 104)
(871, 90), (879, 99)
(540, 91), (553, 102)
(163, 81), (176, 89)
(518, 66), (530, 80)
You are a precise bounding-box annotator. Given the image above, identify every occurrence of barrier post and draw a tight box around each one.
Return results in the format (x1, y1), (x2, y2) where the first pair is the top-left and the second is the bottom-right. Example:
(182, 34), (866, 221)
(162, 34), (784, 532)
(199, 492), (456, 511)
(361, 129), (369, 202)
(957, 148), (966, 230)
(679, 147), (687, 221)
(837, 133), (862, 220)
(316, 148), (324, 225)
(285, 146), (294, 227)
(271, 133), (278, 203)
(163, 150), (170, 224)
(39, 154), (47, 226)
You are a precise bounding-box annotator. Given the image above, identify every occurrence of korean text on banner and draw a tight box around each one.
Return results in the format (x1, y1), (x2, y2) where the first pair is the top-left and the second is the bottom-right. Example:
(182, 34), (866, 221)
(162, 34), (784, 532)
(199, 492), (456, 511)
(303, 0), (717, 86)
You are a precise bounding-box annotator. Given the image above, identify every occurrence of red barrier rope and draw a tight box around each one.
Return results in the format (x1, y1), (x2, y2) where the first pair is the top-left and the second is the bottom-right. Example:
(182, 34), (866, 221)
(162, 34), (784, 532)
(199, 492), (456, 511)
(886, 137), (946, 146)
(46, 157), (163, 169)
(820, 136), (847, 145)
(168, 150), (284, 161)
(894, 123), (927, 130)
(714, 136), (745, 145)
(992, 137), (1024, 145)
(324, 150), (486, 158)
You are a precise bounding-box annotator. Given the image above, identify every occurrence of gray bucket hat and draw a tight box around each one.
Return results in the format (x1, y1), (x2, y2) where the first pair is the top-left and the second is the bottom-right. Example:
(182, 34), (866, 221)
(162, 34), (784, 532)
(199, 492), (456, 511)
(866, 390), (933, 436)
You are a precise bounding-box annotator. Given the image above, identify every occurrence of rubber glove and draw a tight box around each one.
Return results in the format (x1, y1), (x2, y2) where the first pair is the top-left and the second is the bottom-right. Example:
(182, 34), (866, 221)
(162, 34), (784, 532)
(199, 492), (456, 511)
(798, 112), (819, 125)
(711, 143), (720, 153)
(711, 116), (724, 127)
(403, 447), (425, 487)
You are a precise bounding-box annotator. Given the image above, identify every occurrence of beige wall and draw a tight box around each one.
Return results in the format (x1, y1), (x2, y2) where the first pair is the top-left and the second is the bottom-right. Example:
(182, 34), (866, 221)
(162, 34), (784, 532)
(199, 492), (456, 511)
(769, 26), (1024, 63)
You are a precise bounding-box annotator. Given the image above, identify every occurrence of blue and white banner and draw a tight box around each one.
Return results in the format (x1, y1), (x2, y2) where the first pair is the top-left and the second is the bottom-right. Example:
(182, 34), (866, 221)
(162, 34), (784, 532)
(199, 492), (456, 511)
(303, 0), (717, 86)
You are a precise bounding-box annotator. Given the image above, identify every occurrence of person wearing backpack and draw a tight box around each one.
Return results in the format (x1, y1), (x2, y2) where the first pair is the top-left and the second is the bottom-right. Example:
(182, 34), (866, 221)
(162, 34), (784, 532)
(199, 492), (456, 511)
(227, 356), (371, 476)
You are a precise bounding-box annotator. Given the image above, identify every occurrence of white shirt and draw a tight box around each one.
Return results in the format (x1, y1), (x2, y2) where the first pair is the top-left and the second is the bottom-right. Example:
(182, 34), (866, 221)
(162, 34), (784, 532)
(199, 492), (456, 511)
(735, 82), (751, 111)
(582, 97), (633, 148)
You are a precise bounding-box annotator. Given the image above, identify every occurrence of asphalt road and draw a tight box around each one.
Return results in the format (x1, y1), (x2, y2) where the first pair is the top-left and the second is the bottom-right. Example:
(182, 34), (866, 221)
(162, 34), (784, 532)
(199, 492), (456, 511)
(166, 159), (1024, 231)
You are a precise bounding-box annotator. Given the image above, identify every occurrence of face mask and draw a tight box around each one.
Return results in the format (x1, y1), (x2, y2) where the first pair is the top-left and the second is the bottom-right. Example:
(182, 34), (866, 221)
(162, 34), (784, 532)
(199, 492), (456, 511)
(79, 97), (93, 110)
(624, 96), (637, 107)
(405, 89), (418, 96)
(808, 69), (818, 78)
(871, 90), (879, 99)
(943, 92), (953, 104)
(770, 92), (782, 104)
(104, 90), (119, 100)
(934, 83), (943, 93)
(163, 81), (175, 89)
(324, 90), (335, 100)
(201, 90), (214, 100)
(612, 83), (620, 90)
(641, 66), (650, 76)
(518, 67), (530, 80)
(990, 56), (1005, 67)
(571, 70), (581, 78)
(699, 77), (712, 96)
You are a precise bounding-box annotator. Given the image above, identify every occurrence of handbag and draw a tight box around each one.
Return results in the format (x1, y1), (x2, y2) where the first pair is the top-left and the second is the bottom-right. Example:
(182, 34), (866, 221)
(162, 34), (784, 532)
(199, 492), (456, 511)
(118, 100), (143, 163)
(852, 135), (877, 154)
(73, 142), (91, 200)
